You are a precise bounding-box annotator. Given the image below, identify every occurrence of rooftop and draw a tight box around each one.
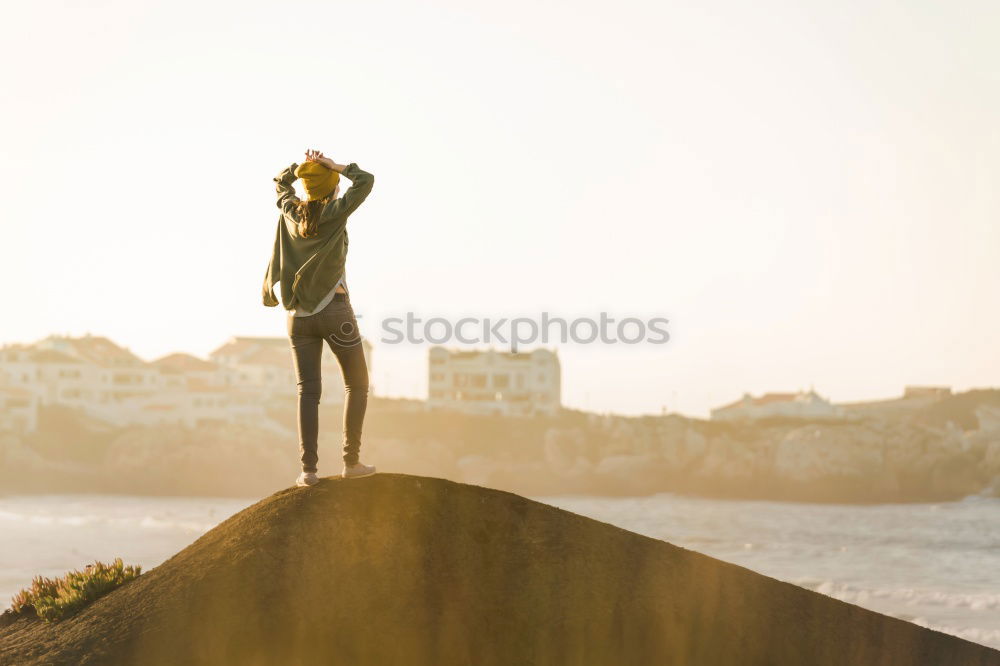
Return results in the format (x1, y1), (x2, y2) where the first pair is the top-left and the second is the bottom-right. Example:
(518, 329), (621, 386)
(151, 353), (219, 374)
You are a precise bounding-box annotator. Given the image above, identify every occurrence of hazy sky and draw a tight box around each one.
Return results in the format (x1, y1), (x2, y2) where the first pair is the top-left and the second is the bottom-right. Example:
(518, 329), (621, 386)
(2, 0), (998, 417)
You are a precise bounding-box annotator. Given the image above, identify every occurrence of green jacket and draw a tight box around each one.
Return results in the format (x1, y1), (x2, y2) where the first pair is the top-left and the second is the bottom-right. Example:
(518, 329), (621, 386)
(262, 162), (374, 312)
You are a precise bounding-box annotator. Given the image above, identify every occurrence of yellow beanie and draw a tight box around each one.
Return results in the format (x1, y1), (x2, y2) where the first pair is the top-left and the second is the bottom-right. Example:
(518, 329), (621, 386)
(294, 161), (340, 201)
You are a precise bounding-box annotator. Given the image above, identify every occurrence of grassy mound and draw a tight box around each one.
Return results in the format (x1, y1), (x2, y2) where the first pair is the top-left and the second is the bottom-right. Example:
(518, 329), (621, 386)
(1, 474), (997, 665)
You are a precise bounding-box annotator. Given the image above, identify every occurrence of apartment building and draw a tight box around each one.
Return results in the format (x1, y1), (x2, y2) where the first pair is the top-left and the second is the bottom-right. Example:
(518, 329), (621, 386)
(0, 333), (374, 433)
(427, 346), (561, 417)
(0, 386), (38, 434)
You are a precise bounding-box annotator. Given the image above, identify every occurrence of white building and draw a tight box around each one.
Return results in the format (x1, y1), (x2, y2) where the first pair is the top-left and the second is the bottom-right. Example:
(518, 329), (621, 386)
(710, 390), (841, 422)
(135, 353), (268, 428)
(427, 346), (561, 417)
(0, 344), (39, 392)
(34, 334), (162, 405)
(28, 348), (99, 408)
(126, 384), (267, 429)
(0, 338), (157, 422)
(0, 386), (39, 434)
(0, 332), (382, 433)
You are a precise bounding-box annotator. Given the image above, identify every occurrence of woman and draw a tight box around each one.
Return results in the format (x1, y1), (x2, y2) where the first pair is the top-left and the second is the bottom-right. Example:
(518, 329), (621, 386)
(262, 148), (376, 487)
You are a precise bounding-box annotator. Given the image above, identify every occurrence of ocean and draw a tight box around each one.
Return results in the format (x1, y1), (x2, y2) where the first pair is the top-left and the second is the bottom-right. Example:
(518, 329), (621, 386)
(1, 492), (997, 649)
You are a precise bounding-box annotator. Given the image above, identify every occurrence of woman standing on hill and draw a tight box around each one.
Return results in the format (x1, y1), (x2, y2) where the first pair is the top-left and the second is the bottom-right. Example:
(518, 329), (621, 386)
(262, 148), (376, 487)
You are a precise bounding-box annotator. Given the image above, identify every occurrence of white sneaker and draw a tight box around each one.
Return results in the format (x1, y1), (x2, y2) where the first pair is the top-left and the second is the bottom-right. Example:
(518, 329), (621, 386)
(342, 461), (376, 479)
(296, 471), (319, 487)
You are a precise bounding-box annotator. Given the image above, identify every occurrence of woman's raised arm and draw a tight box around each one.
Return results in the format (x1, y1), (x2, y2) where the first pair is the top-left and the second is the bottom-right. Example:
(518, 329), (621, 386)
(274, 162), (300, 220)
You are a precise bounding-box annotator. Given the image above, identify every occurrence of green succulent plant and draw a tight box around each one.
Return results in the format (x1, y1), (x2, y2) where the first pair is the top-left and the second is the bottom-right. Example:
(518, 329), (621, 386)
(8, 558), (142, 622)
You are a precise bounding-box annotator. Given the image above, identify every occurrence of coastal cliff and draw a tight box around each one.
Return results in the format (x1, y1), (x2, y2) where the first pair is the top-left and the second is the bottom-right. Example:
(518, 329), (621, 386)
(3, 390), (1000, 502)
(1, 474), (997, 665)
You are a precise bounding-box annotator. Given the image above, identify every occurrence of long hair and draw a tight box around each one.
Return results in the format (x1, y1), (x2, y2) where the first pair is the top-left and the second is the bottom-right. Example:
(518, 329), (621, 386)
(293, 192), (335, 238)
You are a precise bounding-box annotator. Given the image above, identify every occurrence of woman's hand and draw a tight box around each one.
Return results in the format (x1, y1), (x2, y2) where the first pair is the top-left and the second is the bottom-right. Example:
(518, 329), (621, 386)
(304, 149), (340, 171)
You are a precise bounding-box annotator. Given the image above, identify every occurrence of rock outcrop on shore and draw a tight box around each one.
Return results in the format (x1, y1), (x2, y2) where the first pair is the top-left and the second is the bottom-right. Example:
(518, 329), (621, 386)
(539, 406), (1000, 501)
(2, 474), (997, 665)
(3, 390), (1000, 502)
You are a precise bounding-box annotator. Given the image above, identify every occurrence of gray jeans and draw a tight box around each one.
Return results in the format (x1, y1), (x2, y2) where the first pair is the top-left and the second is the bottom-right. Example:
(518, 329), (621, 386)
(287, 292), (369, 471)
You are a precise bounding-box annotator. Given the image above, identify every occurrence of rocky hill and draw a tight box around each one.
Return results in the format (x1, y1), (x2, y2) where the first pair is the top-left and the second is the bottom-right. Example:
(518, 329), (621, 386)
(1, 474), (997, 665)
